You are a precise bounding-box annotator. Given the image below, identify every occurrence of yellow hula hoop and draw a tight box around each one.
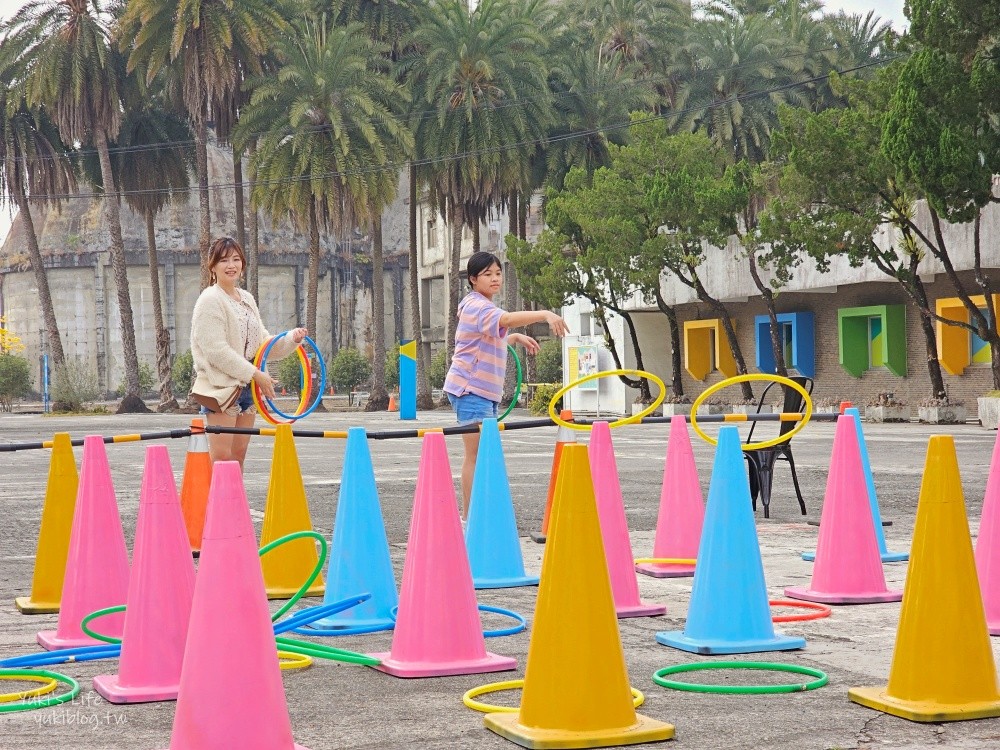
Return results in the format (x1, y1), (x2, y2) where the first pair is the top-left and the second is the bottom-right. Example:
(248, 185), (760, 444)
(0, 673), (59, 703)
(277, 650), (313, 671)
(690, 374), (813, 451)
(549, 369), (666, 431)
(251, 339), (310, 426)
(462, 679), (645, 714)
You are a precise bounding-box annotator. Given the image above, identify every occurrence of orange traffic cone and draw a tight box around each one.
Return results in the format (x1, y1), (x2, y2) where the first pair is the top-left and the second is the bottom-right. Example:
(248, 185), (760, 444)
(531, 410), (577, 544)
(179, 418), (212, 556)
(388, 394), (398, 412)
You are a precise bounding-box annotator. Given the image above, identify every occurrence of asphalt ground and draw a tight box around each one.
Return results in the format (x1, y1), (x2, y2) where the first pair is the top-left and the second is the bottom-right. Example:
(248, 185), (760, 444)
(1, 406), (1000, 750)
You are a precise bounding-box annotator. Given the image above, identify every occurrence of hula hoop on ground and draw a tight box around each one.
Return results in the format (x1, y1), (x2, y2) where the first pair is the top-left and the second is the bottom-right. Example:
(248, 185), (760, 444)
(690, 374), (812, 450)
(499, 345), (523, 422)
(80, 605), (125, 644)
(277, 650), (313, 671)
(634, 557), (696, 566)
(652, 662), (828, 694)
(0, 672), (58, 703)
(0, 669), (80, 713)
(386, 604), (526, 638)
(549, 369), (666, 431)
(463, 679), (645, 713)
(769, 599), (832, 623)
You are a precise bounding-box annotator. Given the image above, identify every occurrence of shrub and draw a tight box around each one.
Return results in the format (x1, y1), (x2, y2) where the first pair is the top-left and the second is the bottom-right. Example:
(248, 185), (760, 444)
(385, 343), (401, 390)
(116, 360), (155, 397)
(429, 349), (448, 390)
(0, 354), (32, 412)
(534, 339), (563, 384)
(53, 359), (100, 412)
(172, 350), (194, 397)
(330, 347), (371, 391)
(277, 355), (304, 394)
(530, 382), (562, 416)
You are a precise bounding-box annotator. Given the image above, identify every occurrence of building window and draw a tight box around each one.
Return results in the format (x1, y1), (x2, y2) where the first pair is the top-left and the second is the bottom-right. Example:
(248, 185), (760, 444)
(935, 295), (1000, 375)
(753, 312), (815, 377)
(837, 304), (906, 377)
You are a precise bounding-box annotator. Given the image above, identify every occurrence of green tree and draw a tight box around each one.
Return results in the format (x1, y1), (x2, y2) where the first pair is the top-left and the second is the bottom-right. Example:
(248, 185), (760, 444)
(405, 0), (552, 364)
(118, 0), (288, 288)
(535, 338), (563, 383)
(0, 35), (76, 372)
(330, 347), (372, 391)
(235, 16), (412, 413)
(0, 354), (33, 412)
(8, 0), (147, 412)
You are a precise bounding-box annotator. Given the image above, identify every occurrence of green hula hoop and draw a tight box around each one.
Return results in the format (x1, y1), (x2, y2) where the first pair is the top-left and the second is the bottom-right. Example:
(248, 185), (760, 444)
(81, 605), (126, 644)
(0, 669), (80, 713)
(499, 345), (523, 422)
(652, 662), (828, 695)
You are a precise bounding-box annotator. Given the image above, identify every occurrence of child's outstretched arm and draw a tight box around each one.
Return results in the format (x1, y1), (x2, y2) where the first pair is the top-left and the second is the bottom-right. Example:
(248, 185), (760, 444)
(499, 309), (570, 337)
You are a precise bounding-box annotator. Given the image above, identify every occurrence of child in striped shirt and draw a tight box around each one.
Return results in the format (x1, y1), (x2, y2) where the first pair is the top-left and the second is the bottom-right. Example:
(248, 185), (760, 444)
(444, 251), (569, 519)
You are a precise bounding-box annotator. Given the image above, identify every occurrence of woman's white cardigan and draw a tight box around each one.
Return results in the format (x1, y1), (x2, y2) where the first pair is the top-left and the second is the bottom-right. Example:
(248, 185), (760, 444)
(190, 285), (297, 405)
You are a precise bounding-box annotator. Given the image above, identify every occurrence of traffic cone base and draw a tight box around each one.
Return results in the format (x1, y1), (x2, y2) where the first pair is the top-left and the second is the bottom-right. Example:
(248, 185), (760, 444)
(634, 563), (695, 579)
(474, 574), (540, 590)
(484, 712), (674, 749)
(369, 652), (516, 679)
(93, 676), (178, 705)
(17, 432), (79, 614)
(784, 585), (901, 605)
(617, 602), (667, 619)
(655, 630), (803, 655)
(266, 584), (325, 600)
(848, 687), (1000, 723)
(802, 549), (909, 563)
(15, 597), (59, 614)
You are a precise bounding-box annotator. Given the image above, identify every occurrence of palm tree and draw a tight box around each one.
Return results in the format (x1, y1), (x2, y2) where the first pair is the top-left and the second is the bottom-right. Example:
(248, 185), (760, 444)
(81, 94), (193, 410)
(405, 0), (552, 365)
(8, 0), (147, 412)
(0, 35), (77, 374)
(236, 16), (412, 404)
(118, 0), (288, 288)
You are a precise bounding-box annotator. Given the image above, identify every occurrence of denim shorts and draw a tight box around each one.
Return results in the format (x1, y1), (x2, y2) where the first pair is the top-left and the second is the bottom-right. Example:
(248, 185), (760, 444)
(447, 392), (498, 425)
(200, 385), (256, 417)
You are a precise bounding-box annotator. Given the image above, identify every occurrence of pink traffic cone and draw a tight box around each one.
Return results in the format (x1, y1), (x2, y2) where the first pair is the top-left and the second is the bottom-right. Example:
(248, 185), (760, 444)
(369, 431), (516, 677)
(93, 446), (195, 703)
(975, 429), (1000, 635)
(636, 415), (704, 578)
(161, 461), (308, 750)
(37, 435), (130, 650)
(786, 414), (902, 604)
(589, 421), (665, 618)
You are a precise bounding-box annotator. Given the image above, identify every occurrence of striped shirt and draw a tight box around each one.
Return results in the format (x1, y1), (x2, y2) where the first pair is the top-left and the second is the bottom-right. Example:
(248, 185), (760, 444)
(443, 292), (508, 402)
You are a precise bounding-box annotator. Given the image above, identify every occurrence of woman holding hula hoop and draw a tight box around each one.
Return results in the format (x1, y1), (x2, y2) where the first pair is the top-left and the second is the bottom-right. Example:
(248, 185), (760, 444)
(190, 237), (307, 468)
(443, 252), (570, 519)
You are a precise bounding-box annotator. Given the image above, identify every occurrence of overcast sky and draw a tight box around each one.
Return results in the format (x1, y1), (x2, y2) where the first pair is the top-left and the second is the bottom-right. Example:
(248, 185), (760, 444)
(0, 0), (908, 247)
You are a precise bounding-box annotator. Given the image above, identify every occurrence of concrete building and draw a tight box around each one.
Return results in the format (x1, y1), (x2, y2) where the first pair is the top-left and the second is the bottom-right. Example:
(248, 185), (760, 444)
(561, 199), (1000, 418)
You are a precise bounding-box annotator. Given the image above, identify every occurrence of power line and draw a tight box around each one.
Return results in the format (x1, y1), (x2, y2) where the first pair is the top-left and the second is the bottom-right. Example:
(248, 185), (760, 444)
(4, 43), (856, 167)
(11, 55), (899, 202)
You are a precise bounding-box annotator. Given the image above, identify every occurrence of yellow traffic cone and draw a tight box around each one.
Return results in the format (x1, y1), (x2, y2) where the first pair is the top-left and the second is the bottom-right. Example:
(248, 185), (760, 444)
(16, 433), (79, 614)
(849, 435), (1000, 722)
(260, 424), (325, 599)
(484, 444), (674, 748)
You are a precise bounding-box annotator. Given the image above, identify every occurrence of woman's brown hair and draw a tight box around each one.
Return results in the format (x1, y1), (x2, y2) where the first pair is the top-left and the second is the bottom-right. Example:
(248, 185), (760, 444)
(208, 237), (247, 285)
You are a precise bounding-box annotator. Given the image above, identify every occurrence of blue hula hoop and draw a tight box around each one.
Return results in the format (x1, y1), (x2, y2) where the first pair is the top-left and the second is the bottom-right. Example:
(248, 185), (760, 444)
(261, 334), (327, 421)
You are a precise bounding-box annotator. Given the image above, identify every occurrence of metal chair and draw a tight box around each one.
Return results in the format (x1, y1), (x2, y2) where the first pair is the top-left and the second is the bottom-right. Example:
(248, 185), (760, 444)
(743, 375), (814, 518)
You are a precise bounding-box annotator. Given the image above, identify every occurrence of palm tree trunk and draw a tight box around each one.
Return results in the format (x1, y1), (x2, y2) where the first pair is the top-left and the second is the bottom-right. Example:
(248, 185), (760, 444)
(472, 217), (480, 252)
(232, 147), (246, 248)
(13, 188), (64, 368)
(247, 140), (260, 299)
(408, 164), (433, 410)
(366, 208), (388, 411)
(145, 210), (177, 411)
(95, 132), (149, 413)
(446, 197), (464, 362)
(196, 119), (211, 289)
(306, 199), (320, 338)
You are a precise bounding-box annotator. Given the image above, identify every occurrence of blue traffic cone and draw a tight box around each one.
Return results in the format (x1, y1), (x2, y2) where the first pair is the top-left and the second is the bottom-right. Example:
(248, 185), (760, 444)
(466, 419), (540, 589)
(309, 427), (397, 629)
(657, 426), (805, 655)
(803, 408), (907, 563)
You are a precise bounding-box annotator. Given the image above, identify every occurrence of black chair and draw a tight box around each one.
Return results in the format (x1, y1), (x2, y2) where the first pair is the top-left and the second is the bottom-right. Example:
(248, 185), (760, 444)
(743, 376), (814, 518)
